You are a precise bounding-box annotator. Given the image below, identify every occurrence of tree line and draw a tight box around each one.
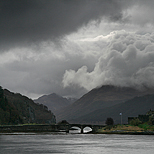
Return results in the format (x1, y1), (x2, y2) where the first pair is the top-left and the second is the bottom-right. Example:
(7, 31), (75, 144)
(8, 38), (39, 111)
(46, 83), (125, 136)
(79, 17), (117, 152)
(0, 86), (22, 125)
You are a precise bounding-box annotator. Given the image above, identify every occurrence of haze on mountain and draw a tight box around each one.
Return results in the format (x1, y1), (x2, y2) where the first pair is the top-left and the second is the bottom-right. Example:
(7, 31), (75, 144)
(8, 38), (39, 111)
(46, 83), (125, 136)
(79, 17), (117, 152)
(34, 93), (77, 115)
(0, 1), (154, 99)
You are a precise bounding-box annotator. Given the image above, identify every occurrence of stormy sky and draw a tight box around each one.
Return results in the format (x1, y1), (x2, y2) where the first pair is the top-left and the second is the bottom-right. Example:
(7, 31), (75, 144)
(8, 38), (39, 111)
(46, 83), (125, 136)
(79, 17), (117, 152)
(1, 0), (154, 99)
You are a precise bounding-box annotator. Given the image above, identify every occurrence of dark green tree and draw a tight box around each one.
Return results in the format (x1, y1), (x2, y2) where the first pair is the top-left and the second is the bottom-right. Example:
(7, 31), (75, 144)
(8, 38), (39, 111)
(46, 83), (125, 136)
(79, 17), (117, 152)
(0, 86), (3, 98)
(105, 117), (114, 125)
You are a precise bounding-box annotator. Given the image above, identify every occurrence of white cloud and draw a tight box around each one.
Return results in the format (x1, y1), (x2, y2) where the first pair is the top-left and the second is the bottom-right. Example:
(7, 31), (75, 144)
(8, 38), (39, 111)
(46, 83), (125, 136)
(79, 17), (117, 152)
(63, 30), (154, 91)
(0, 34), (100, 98)
(125, 1), (154, 26)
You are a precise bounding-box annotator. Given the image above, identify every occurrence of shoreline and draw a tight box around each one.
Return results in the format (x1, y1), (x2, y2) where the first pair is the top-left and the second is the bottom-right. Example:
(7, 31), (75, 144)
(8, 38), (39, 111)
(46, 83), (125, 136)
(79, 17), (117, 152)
(1, 131), (154, 135)
(1, 124), (154, 135)
(88, 130), (154, 135)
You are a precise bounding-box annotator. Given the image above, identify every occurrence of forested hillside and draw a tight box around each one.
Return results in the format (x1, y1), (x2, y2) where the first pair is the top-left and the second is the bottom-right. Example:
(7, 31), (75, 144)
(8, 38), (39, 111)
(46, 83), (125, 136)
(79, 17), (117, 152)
(0, 86), (21, 124)
(0, 86), (56, 125)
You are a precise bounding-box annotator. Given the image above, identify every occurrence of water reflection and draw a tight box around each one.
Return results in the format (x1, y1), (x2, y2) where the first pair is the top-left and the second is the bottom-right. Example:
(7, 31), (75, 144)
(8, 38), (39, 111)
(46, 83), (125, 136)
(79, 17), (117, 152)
(83, 127), (92, 133)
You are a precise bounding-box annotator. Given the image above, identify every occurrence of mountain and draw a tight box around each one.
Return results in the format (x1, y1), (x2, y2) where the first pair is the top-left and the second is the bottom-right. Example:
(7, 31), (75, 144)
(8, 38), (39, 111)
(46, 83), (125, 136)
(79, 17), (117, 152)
(56, 85), (154, 123)
(74, 94), (154, 124)
(0, 87), (56, 125)
(34, 93), (77, 114)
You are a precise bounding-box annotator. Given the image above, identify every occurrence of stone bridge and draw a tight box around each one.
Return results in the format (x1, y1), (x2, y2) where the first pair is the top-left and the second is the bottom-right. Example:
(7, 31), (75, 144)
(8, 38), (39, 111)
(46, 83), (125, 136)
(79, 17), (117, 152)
(0, 124), (105, 133)
(58, 124), (105, 133)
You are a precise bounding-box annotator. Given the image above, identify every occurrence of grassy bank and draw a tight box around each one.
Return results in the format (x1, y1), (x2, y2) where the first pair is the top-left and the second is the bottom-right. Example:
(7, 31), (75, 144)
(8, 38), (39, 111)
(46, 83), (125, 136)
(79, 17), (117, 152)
(96, 124), (154, 135)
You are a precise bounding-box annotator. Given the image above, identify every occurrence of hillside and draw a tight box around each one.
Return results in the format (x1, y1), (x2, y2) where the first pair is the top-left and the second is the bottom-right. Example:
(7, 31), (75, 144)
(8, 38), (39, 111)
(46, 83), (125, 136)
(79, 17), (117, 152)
(56, 85), (154, 123)
(74, 94), (154, 124)
(34, 93), (77, 114)
(0, 87), (56, 125)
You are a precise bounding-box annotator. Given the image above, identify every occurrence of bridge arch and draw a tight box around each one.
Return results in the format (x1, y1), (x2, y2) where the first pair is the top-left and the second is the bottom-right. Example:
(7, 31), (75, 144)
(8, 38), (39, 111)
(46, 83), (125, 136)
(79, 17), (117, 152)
(69, 126), (81, 133)
(69, 124), (93, 133)
(83, 126), (92, 133)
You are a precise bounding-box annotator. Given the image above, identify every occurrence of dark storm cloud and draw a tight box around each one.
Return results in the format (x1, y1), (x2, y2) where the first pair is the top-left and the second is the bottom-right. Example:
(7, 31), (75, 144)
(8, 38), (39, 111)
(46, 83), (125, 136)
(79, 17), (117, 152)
(1, 0), (154, 99)
(0, 0), (127, 50)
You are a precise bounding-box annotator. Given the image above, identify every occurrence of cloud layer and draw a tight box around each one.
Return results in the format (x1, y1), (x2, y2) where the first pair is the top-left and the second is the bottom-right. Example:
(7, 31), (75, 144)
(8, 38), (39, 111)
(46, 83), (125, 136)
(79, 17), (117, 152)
(63, 30), (154, 91)
(1, 1), (154, 99)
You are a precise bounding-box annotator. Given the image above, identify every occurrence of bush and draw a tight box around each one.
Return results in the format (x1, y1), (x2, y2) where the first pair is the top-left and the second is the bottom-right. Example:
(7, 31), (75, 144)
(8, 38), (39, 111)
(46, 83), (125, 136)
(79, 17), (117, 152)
(57, 120), (69, 125)
(138, 123), (149, 131)
(105, 117), (114, 125)
(130, 118), (142, 126)
(148, 116), (154, 125)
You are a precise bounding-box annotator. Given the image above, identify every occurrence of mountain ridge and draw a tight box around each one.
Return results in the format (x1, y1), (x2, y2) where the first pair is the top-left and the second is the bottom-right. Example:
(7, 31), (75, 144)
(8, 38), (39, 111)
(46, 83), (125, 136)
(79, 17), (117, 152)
(73, 94), (154, 124)
(56, 85), (154, 123)
(34, 93), (77, 114)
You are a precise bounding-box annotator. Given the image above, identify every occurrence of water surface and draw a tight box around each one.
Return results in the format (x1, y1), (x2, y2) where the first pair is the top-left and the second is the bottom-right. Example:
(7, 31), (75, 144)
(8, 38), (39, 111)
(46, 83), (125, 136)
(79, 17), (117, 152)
(0, 132), (154, 154)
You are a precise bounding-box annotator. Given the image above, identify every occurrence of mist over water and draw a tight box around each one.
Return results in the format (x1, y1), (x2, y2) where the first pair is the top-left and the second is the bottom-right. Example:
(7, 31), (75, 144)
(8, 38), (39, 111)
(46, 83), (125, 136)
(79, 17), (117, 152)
(0, 133), (154, 154)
